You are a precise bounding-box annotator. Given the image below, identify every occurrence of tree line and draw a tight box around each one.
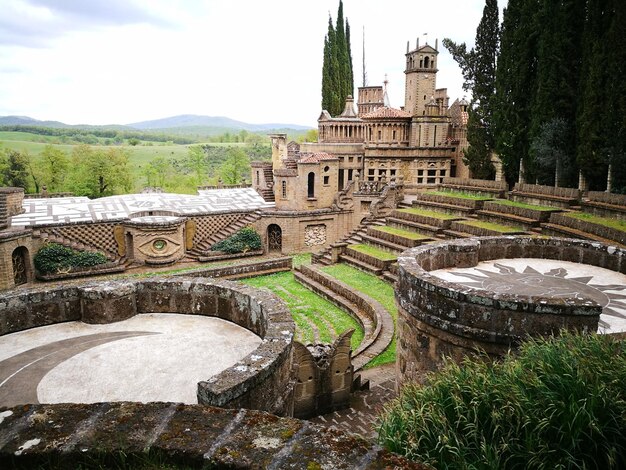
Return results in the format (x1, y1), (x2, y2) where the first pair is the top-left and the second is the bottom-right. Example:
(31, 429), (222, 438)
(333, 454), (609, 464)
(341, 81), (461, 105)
(445, 0), (626, 192)
(0, 142), (271, 198)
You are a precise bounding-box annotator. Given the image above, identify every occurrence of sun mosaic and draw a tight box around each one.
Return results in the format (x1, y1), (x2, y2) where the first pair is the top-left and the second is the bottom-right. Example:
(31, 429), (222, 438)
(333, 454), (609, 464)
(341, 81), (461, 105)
(430, 259), (626, 334)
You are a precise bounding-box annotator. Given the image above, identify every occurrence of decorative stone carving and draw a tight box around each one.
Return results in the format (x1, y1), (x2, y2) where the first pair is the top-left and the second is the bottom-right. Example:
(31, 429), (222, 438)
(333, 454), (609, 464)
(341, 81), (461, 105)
(305, 224), (327, 247)
(113, 225), (125, 256)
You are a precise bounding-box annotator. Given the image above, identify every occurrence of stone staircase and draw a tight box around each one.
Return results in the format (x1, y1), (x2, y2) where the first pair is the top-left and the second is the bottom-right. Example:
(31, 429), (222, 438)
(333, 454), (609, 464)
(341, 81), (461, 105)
(187, 210), (263, 261)
(259, 166), (275, 202)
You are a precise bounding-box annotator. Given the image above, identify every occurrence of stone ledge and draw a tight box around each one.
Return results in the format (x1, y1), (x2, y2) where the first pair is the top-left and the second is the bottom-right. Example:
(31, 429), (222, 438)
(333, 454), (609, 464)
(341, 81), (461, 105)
(0, 403), (422, 469)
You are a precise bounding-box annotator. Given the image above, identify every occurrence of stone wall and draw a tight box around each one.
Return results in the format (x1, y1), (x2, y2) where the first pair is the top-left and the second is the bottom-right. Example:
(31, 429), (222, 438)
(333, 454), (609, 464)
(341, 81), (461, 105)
(0, 403), (419, 469)
(0, 230), (38, 291)
(483, 200), (558, 222)
(0, 277), (295, 416)
(395, 236), (621, 385)
(174, 256), (292, 280)
(549, 212), (626, 245)
(582, 191), (626, 218)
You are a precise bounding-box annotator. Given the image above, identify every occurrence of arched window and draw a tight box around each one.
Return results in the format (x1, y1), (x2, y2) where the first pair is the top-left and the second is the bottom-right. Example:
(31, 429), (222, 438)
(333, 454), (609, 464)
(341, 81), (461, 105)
(307, 172), (315, 198)
(424, 56), (429, 68)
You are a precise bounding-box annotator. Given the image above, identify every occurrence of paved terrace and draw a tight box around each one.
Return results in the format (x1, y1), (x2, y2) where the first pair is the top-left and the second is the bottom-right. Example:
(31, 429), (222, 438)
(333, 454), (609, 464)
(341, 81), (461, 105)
(10, 188), (274, 227)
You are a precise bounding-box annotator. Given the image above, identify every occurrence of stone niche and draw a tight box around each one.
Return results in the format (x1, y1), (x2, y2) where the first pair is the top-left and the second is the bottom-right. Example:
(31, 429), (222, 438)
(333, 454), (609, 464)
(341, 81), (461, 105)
(122, 215), (186, 265)
(395, 236), (626, 386)
(0, 276), (296, 416)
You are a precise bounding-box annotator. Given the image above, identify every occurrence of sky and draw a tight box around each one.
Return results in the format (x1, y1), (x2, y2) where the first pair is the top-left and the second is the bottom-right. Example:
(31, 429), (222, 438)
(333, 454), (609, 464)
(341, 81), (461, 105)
(0, 0), (505, 127)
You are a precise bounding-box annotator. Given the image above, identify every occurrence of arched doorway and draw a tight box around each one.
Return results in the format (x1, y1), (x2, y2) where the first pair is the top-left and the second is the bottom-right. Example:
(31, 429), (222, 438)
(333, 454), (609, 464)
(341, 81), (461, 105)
(12, 246), (29, 286)
(267, 224), (282, 253)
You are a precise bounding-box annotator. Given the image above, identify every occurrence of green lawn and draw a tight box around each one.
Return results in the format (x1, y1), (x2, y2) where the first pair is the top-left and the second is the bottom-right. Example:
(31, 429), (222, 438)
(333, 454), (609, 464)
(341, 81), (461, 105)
(490, 199), (556, 211)
(458, 219), (524, 233)
(565, 211), (626, 231)
(349, 243), (397, 261)
(241, 271), (364, 351)
(425, 190), (491, 200)
(321, 263), (397, 367)
(373, 225), (430, 240)
(398, 207), (459, 220)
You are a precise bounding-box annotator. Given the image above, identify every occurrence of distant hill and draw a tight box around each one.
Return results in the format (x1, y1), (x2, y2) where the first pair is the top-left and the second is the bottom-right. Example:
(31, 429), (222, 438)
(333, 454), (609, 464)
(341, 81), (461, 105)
(0, 115), (130, 131)
(127, 114), (312, 132)
(0, 114), (312, 133)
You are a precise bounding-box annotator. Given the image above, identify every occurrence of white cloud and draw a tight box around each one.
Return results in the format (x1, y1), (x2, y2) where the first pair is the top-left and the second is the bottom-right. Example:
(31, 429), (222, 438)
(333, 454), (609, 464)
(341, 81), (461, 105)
(0, 0), (506, 127)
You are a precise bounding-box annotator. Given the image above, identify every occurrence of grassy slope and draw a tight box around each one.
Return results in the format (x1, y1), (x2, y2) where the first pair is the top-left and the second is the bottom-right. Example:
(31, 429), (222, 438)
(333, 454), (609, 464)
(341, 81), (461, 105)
(349, 243), (397, 261)
(398, 207), (459, 219)
(242, 271), (364, 351)
(490, 198), (556, 211)
(425, 190), (491, 200)
(565, 211), (626, 231)
(321, 263), (397, 367)
(458, 219), (524, 232)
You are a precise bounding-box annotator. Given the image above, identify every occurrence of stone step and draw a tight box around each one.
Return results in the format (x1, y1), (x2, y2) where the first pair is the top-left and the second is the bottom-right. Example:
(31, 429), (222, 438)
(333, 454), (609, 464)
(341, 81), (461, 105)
(476, 210), (540, 228)
(385, 216), (443, 236)
(359, 233), (410, 254)
(382, 271), (398, 284)
(338, 254), (383, 276)
(541, 223), (626, 249)
(441, 229), (474, 239)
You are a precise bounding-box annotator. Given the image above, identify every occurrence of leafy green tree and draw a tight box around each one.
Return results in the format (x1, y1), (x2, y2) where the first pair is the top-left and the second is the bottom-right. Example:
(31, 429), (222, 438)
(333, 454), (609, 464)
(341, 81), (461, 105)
(220, 147), (249, 185)
(185, 145), (209, 186)
(69, 145), (131, 197)
(0, 148), (30, 189)
(41, 145), (69, 192)
(143, 156), (171, 189)
(444, 0), (499, 179)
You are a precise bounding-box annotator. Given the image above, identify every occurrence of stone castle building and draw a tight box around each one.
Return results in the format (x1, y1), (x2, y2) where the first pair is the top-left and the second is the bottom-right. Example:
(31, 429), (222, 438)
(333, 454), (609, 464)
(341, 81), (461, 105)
(253, 38), (472, 204)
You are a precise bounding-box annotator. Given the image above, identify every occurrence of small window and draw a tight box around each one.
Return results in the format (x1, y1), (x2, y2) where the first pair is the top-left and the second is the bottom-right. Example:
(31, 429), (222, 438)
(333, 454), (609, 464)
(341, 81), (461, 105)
(307, 172), (315, 198)
(323, 175), (329, 185)
(281, 180), (287, 198)
(324, 166), (330, 172)
(428, 169), (436, 177)
(368, 169), (375, 176)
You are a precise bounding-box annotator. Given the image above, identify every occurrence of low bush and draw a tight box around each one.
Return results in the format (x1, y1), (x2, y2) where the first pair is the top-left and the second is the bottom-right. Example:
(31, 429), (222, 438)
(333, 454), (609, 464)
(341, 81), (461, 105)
(211, 227), (261, 254)
(34, 243), (108, 274)
(378, 331), (626, 469)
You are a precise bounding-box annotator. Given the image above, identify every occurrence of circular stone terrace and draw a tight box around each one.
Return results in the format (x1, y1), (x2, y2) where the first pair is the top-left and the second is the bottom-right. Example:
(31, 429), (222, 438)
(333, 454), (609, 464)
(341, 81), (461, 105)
(395, 236), (626, 384)
(0, 276), (295, 415)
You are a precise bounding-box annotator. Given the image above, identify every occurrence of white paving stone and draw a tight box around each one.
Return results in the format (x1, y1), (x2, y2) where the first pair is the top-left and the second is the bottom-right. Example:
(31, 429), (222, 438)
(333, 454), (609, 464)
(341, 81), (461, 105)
(12, 189), (274, 227)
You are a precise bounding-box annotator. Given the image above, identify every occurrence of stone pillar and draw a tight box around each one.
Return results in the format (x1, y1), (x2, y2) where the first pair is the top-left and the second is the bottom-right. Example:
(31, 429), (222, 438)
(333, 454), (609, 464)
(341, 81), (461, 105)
(518, 158), (526, 184)
(607, 164), (612, 193)
(330, 242), (347, 263)
(579, 170), (589, 193)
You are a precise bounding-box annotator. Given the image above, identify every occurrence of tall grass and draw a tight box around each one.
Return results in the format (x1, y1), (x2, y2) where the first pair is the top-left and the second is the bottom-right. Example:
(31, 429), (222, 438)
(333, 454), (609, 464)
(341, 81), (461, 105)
(378, 332), (626, 469)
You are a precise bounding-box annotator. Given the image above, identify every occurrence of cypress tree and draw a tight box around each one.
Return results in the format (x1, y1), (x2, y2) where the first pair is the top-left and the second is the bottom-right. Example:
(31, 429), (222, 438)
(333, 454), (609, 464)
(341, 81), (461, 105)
(494, 0), (540, 183)
(321, 1), (354, 116)
(444, 0), (499, 179)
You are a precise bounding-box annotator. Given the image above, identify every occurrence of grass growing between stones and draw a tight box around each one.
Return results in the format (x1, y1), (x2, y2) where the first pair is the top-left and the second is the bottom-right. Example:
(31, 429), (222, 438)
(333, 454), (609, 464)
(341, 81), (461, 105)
(349, 244), (397, 261)
(241, 271), (363, 351)
(378, 332), (626, 469)
(490, 199), (556, 211)
(425, 190), (491, 200)
(321, 263), (397, 367)
(372, 226), (430, 240)
(565, 211), (626, 232)
(457, 219), (524, 233)
(397, 207), (459, 220)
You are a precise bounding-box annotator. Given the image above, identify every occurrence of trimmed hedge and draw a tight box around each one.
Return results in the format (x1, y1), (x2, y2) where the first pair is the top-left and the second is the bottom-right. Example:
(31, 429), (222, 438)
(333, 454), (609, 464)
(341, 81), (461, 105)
(378, 332), (626, 469)
(34, 243), (108, 274)
(211, 227), (262, 254)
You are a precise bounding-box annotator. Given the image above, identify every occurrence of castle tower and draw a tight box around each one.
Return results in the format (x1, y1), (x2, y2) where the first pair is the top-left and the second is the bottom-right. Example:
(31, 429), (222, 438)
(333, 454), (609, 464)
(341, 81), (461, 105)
(404, 38), (439, 117)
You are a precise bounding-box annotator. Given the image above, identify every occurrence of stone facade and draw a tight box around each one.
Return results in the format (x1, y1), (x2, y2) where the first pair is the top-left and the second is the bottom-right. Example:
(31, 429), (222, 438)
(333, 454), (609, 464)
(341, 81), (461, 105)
(395, 236), (625, 386)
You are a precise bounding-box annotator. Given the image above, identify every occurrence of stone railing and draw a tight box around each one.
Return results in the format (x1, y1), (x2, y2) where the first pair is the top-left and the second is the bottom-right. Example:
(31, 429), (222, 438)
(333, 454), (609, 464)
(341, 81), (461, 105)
(511, 183), (581, 208)
(173, 256), (292, 280)
(582, 191), (626, 217)
(439, 177), (507, 197)
(0, 402), (417, 469)
(0, 276), (295, 416)
(395, 236), (621, 385)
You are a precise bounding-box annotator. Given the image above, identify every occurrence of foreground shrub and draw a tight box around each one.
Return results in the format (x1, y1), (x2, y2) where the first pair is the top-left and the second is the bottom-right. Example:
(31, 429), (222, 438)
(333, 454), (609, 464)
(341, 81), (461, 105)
(211, 227), (262, 254)
(378, 332), (626, 469)
(34, 243), (108, 274)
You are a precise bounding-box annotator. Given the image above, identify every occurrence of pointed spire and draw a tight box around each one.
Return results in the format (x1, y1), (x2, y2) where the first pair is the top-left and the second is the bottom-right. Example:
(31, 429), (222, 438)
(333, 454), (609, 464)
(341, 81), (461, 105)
(383, 74), (390, 107)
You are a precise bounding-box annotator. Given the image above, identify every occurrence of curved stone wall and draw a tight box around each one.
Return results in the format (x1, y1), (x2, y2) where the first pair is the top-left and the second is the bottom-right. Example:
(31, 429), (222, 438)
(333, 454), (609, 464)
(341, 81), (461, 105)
(396, 236), (625, 385)
(0, 276), (295, 416)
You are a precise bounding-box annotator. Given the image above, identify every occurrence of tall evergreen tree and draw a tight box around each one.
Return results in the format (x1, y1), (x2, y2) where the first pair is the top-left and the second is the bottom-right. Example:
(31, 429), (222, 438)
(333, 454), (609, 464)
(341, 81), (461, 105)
(444, 0), (499, 179)
(493, 0), (540, 183)
(321, 1), (354, 116)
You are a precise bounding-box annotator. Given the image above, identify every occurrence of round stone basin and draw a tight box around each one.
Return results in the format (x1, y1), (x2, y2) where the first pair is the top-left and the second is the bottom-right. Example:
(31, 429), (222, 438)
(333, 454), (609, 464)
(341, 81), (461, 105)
(0, 313), (262, 406)
(429, 258), (626, 334)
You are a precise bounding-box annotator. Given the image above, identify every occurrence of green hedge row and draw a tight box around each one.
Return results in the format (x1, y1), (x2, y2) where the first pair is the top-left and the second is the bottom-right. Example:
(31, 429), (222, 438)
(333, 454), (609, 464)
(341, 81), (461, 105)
(211, 227), (261, 254)
(34, 243), (109, 274)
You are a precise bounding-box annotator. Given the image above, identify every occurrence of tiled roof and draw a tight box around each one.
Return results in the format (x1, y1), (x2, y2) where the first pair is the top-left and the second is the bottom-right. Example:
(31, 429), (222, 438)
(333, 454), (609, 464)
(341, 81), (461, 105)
(361, 106), (411, 119)
(299, 152), (337, 164)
